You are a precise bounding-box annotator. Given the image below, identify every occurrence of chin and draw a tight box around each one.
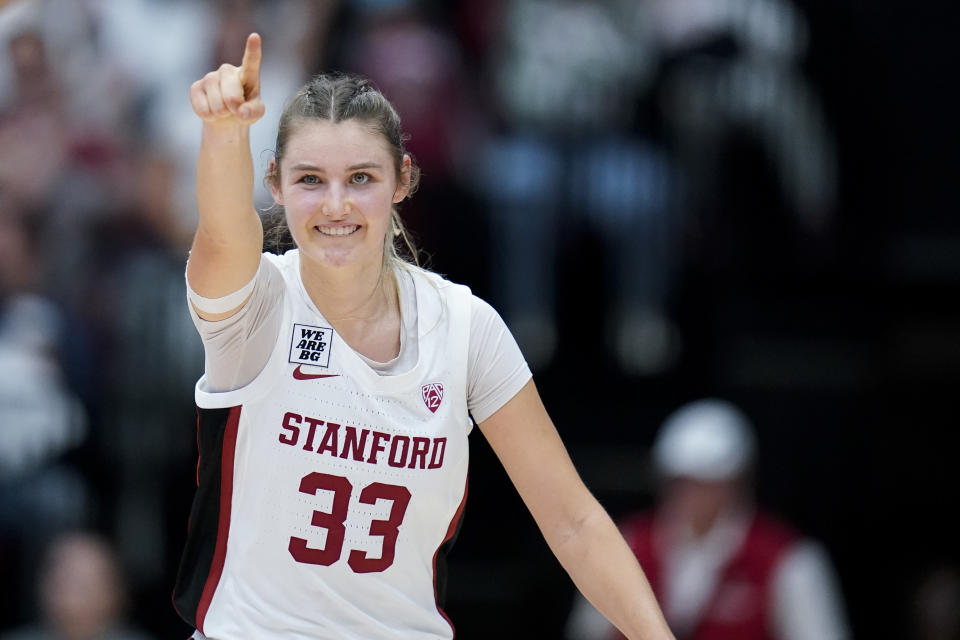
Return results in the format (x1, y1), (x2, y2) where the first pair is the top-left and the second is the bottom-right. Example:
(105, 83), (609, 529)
(313, 251), (354, 269)
(303, 245), (365, 270)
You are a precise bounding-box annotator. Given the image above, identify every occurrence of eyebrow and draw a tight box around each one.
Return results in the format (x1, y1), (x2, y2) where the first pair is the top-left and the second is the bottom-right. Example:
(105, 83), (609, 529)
(289, 162), (384, 172)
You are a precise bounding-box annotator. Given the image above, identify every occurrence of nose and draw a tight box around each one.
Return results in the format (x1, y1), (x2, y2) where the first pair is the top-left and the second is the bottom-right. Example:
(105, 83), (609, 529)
(321, 183), (349, 219)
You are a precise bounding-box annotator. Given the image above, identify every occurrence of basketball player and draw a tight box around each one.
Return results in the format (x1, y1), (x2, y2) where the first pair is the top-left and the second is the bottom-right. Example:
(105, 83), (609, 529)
(173, 33), (675, 640)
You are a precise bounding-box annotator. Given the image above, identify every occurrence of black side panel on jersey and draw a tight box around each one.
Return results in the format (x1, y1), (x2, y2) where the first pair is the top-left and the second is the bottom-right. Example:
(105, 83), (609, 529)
(172, 406), (235, 627)
(435, 492), (467, 610)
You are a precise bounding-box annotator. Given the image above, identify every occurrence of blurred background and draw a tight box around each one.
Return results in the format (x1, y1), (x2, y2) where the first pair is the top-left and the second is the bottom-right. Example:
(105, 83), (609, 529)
(0, 0), (958, 638)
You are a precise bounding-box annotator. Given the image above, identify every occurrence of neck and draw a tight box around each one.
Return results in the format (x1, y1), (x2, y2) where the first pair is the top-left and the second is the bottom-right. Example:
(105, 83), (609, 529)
(299, 253), (397, 324)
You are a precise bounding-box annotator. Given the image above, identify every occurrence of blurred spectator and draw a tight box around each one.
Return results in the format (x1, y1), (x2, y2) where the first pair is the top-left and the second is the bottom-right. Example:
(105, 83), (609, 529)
(0, 197), (85, 485)
(92, 0), (326, 229)
(0, 193), (90, 625)
(566, 398), (850, 640)
(0, 18), (69, 206)
(0, 532), (154, 640)
(649, 0), (837, 254)
(0, 0), (140, 314)
(475, 0), (837, 375)
(348, 3), (465, 179)
(80, 150), (204, 599)
(477, 0), (680, 374)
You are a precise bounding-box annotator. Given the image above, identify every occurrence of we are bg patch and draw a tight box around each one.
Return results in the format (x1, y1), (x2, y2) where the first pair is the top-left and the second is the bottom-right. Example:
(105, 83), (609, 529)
(289, 323), (333, 367)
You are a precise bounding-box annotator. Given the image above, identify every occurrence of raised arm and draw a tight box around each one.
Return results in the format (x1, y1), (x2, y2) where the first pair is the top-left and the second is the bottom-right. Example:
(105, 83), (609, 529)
(186, 33), (266, 320)
(478, 381), (675, 640)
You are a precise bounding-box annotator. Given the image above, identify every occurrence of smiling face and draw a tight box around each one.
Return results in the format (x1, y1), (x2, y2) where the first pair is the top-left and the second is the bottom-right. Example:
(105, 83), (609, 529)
(269, 118), (409, 272)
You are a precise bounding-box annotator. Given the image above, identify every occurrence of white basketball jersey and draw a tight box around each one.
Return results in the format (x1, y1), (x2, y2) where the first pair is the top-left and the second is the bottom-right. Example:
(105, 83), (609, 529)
(174, 251), (473, 639)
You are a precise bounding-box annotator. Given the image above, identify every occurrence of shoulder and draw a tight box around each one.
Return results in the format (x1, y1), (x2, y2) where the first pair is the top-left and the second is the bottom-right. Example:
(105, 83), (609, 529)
(468, 294), (503, 324)
(405, 264), (472, 296)
(404, 266), (500, 322)
(399, 265), (512, 340)
(402, 265), (475, 320)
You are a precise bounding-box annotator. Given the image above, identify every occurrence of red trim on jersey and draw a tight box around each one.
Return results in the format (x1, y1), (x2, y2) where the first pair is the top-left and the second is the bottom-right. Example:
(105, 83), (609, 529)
(434, 478), (468, 635)
(195, 405), (241, 634)
(194, 408), (202, 487)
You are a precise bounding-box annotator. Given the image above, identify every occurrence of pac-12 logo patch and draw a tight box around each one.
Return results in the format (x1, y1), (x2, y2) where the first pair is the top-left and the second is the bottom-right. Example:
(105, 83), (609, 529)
(421, 383), (444, 413)
(289, 323), (333, 367)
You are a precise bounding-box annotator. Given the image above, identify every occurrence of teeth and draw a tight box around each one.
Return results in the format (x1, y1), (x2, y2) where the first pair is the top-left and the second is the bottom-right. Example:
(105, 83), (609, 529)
(316, 225), (359, 236)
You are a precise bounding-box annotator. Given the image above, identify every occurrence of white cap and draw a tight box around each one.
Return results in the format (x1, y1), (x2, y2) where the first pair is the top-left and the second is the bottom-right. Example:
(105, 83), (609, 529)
(652, 398), (756, 481)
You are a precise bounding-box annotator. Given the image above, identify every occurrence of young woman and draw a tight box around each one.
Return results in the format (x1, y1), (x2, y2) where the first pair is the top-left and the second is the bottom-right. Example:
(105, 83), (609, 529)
(173, 33), (675, 640)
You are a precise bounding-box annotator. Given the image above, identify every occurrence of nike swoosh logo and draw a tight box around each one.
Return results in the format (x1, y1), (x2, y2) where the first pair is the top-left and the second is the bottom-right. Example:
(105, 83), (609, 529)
(292, 365), (340, 381)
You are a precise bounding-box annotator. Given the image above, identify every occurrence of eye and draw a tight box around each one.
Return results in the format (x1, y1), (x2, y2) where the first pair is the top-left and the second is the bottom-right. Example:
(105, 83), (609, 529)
(350, 173), (370, 185)
(300, 174), (320, 185)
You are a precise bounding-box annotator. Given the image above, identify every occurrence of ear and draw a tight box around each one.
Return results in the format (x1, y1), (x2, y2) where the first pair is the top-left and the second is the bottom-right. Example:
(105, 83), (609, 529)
(268, 158), (283, 204)
(392, 154), (412, 203)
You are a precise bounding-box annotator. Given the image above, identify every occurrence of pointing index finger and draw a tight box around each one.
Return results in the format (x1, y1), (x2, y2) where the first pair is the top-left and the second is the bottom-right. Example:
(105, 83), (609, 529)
(239, 32), (262, 97)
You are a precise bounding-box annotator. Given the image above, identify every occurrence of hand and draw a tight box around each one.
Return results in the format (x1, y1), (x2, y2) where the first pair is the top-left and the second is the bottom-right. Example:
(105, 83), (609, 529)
(190, 33), (265, 125)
